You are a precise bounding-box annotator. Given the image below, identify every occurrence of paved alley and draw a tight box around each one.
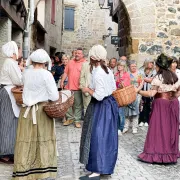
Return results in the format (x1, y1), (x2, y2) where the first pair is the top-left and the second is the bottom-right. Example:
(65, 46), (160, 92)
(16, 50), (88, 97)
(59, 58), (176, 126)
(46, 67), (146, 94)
(0, 121), (180, 180)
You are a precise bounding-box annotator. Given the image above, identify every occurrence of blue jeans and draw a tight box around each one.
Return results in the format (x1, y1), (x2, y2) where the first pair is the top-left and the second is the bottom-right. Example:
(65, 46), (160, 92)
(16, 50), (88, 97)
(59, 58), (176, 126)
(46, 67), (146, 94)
(118, 107), (125, 131)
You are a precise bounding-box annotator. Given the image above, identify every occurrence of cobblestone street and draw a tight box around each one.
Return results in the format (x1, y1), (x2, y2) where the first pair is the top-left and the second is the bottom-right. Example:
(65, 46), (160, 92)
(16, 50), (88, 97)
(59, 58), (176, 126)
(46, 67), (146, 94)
(0, 121), (180, 180)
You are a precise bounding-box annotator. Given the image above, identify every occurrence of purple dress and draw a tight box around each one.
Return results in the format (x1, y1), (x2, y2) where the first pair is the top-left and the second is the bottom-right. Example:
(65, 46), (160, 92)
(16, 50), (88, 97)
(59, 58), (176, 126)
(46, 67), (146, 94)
(138, 76), (180, 163)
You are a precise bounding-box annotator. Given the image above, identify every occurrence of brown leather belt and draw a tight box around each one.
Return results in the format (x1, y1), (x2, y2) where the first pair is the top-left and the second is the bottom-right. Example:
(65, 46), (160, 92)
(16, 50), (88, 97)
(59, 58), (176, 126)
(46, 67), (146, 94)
(154, 92), (175, 100)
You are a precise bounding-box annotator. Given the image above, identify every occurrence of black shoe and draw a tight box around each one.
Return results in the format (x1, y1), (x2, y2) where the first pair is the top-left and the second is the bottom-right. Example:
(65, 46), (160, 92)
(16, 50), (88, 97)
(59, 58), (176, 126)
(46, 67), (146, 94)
(79, 175), (100, 180)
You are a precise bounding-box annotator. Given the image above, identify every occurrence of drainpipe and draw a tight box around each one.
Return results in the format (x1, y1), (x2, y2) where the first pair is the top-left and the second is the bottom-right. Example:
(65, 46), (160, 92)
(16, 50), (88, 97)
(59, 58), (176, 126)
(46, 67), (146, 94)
(61, 0), (64, 50)
(23, 0), (35, 60)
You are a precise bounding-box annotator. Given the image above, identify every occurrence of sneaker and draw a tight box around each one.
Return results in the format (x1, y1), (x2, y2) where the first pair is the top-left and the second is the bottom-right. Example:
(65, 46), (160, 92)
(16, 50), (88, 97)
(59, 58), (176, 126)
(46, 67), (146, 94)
(118, 130), (122, 136)
(139, 122), (144, 127)
(144, 122), (149, 127)
(63, 119), (74, 126)
(132, 129), (138, 134)
(122, 128), (128, 134)
(75, 122), (81, 128)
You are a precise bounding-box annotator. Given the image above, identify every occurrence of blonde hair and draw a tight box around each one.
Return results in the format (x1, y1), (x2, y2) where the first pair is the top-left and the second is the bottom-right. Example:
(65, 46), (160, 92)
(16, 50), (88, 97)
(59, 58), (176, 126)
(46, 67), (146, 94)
(117, 60), (127, 72)
(62, 54), (70, 60)
(143, 58), (154, 70)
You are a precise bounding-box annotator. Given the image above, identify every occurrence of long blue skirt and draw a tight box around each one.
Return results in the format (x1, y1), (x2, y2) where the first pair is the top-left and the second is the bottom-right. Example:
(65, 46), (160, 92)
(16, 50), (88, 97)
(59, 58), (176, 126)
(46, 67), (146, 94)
(80, 96), (118, 174)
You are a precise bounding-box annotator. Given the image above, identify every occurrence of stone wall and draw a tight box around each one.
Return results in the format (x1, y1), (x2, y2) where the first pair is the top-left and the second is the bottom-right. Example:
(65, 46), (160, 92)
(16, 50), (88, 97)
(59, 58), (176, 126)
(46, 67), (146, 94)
(112, 0), (180, 66)
(0, 17), (12, 70)
(44, 0), (63, 54)
(62, 0), (119, 58)
(12, 29), (23, 48)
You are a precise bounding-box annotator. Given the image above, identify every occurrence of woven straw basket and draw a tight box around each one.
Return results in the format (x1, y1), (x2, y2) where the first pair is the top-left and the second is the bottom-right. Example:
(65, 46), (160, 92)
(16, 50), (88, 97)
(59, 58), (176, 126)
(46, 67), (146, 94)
(112, 85), (136, 107)
(43, 91), (74, 118)
(11, 87), (23, 105)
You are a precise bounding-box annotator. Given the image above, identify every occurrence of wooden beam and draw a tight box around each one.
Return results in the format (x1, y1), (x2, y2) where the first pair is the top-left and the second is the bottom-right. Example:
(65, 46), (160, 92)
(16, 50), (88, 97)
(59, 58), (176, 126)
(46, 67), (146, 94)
(0, 0), (25, 30)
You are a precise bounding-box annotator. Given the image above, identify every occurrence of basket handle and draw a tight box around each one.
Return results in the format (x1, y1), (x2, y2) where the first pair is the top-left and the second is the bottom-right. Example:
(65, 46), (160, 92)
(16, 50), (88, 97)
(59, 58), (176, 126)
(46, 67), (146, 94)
(60, 90), (74, 99)
(60, 92), (69, 99)
(118, 82), (125, 89)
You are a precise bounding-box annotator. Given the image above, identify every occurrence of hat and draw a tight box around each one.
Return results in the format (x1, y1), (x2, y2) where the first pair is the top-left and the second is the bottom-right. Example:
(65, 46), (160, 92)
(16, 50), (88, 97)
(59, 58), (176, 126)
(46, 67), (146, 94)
(26, 49), (52, 70)
(88, 45), (107, 62)
(2, 41), (18, 58)
(156, 54), (173, 70)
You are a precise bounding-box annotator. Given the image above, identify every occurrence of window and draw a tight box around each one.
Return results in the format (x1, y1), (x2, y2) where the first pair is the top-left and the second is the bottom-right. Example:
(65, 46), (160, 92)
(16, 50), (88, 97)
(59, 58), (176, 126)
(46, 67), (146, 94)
(51, 0), (56, 24)
(64, 7), (75, 31)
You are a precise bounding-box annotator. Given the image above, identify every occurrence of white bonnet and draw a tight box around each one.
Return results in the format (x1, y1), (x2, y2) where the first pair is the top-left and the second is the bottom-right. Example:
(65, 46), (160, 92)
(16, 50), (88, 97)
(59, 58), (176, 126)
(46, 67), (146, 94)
(2, 41), (18, 58)
(26, 49), (52, 70)
(89, 45), (107, 61)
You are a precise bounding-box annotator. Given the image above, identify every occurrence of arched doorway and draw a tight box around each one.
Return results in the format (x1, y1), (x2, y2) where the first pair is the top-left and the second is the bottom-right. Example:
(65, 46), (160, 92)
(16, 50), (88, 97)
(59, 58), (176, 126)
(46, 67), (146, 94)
(117, 1), (132, 57)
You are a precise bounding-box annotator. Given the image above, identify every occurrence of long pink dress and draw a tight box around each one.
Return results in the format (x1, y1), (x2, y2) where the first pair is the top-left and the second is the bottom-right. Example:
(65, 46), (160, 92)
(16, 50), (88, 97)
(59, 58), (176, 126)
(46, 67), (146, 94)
(138, 75), (180, 163)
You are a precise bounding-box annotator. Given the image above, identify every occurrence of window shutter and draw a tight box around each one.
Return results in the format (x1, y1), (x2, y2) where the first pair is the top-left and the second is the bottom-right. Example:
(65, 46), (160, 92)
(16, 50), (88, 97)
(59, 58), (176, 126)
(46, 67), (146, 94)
(64, 7), (74, 30)
(51, 0), (56, 24)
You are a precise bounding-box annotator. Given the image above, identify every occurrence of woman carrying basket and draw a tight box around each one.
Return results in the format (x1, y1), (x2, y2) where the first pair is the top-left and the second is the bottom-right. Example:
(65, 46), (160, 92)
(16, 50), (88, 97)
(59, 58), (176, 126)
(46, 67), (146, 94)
(0, 41), (22, 164)
(79, 45), (119, 180)
(12, 49), (59, 179)
(137, 54), (180, 164)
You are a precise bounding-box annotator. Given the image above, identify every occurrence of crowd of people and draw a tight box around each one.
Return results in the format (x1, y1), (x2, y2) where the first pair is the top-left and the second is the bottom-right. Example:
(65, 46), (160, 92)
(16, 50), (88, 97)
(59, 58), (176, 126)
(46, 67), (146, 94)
(0, 40), (179, 180)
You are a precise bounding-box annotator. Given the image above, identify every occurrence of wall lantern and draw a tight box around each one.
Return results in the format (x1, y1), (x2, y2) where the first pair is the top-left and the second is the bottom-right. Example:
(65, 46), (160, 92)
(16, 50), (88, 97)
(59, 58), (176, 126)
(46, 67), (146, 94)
(102, 27), (113, 40)
(98, 0), (113, 9)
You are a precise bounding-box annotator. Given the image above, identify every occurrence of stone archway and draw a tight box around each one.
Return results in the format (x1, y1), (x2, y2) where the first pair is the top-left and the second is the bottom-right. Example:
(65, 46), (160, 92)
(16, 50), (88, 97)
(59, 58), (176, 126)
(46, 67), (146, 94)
(117, 1), (131, 57)
(112, 0), (156, 63)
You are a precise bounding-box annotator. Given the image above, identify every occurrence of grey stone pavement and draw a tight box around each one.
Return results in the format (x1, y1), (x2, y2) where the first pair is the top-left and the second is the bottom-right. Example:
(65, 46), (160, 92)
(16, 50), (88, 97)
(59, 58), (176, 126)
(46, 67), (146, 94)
(0, 121), (180, 180)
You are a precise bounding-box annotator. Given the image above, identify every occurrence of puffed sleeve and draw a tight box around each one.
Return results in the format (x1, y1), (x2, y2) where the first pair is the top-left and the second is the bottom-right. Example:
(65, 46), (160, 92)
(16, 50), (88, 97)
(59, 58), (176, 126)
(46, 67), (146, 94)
(46, 72), (59, 101)
(151, 75), (160, 90)
(92, 76), (106, 101)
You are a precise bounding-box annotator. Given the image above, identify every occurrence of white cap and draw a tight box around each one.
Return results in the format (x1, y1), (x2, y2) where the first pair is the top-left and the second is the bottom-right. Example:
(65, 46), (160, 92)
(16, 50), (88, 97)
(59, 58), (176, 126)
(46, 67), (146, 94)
(2, 41), (18, 58)
(26, 49), (52, 70)
(89, 44), (107, 62)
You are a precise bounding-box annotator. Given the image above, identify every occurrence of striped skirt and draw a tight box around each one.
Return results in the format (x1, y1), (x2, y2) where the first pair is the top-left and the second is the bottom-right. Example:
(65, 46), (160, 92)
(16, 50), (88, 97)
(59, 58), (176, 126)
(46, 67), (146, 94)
(0, 87), (18, 157)
(12, 102), (57, 180)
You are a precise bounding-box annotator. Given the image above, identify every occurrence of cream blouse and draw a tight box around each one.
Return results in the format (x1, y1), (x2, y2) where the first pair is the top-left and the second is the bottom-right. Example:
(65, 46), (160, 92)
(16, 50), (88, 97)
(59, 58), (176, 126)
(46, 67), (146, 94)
(151, 75), (180, 93)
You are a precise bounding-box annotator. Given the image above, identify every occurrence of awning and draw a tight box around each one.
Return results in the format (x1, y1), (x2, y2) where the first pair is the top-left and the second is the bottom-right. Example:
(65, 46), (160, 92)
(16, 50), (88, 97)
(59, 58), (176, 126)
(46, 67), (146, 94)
(0, 0), (27, 30)
(37, 21), (47, 34)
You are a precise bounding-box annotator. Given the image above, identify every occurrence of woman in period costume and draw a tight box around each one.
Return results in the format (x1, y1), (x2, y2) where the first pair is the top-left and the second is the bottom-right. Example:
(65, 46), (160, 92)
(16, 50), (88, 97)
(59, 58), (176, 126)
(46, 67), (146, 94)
(114, 61), (131, 135)
(123, 60), (142, 134)
(79, 45), (119, 180)
(0, 41), (22, 163)
(137, 54), (180, 164)
(12, 49), (59, 179)
(139, 58), (156, 127)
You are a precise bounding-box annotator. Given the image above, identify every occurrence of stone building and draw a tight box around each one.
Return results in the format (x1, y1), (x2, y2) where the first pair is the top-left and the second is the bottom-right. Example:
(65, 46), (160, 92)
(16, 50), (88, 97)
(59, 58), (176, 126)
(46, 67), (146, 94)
(0, 0), (27, 69)
(0, 0), (63, 69)
(111, 0), (180, 65)
(62, 0), (119, 58)
(36, 0), (63, 55)
(27, 0), (64, 56)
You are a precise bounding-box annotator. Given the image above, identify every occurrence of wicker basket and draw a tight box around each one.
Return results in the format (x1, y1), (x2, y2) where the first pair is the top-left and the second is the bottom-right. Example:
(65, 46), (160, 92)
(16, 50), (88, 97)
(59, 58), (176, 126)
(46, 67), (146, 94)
(11, 87), (23, 105)
(112, 85), (136, 107)
(43, 91), (74, 118)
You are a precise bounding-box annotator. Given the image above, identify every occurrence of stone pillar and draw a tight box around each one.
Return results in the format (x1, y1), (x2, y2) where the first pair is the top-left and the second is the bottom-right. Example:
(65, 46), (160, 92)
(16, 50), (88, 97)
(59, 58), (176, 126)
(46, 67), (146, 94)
(0, 17), (12, 70)
(12, 29), (23, 48)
